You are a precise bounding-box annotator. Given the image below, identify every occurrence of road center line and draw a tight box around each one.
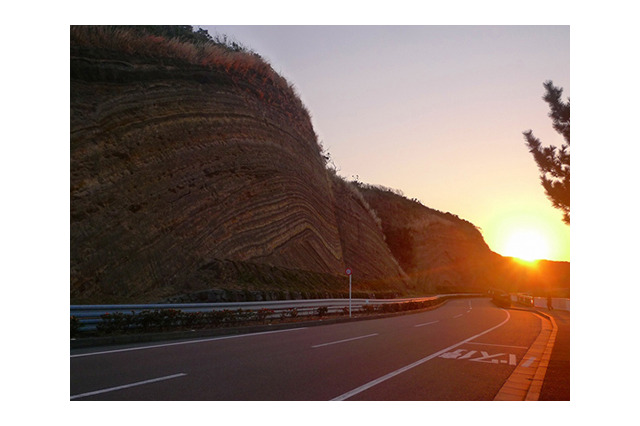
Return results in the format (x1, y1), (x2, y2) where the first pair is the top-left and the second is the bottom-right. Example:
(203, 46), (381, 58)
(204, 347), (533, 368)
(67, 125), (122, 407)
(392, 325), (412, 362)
(70, 373), (186, 400)
(312, 333), (378, 348)
(414, 320), (439, 327)
(71, 327), (308, 358)
(331, 309), (511, 401)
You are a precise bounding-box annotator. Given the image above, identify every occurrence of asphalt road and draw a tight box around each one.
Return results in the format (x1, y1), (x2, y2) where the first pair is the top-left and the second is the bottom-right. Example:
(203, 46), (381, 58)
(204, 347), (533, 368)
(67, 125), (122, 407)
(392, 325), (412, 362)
(70, 298), (548, 400)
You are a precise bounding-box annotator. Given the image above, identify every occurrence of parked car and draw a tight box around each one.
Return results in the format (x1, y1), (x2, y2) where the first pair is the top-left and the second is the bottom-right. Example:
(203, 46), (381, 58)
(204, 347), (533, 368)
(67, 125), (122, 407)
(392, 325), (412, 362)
(517, 293), (534, 306)
(491, 291), (511, 308)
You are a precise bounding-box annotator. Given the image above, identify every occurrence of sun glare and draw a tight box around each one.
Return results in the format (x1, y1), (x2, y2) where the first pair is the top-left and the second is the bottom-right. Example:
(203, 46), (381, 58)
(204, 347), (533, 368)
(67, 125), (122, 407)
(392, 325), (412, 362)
(502, 229), (550, 262)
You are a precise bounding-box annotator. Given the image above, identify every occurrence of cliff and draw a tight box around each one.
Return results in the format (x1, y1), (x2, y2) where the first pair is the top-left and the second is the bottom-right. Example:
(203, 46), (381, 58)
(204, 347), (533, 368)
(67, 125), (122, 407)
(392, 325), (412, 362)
(70, 26), (407, 303)
(356, 184), (496, 294)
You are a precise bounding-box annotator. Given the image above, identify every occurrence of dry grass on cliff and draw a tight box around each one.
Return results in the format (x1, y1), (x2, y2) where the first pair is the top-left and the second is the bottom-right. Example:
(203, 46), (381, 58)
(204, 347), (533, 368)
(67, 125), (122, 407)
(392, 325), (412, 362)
(71, 25), (312, 133)
(71, 26), (265, 74)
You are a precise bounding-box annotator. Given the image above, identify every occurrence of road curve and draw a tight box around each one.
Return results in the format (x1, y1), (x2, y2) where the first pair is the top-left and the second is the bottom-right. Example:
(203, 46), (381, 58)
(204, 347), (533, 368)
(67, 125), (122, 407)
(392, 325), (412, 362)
(70, 298), (547, 400)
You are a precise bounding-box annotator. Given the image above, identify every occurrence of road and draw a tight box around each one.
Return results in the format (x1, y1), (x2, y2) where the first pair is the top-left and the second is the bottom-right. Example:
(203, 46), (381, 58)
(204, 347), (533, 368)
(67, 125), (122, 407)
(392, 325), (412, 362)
(70, 297), (553, 400)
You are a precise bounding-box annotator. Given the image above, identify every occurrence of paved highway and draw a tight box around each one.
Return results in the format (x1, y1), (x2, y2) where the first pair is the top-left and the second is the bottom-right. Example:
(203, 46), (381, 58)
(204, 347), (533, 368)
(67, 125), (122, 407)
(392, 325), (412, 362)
(70, 298), (547, 400)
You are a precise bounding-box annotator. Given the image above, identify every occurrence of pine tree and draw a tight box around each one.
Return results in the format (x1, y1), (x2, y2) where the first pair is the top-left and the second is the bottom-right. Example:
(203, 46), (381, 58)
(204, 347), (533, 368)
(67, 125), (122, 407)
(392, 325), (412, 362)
(523, 81), (570, 225)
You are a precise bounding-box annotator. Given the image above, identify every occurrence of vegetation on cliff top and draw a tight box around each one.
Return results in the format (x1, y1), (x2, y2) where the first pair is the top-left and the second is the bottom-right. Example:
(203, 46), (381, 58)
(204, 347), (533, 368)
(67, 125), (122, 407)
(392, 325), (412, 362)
(71, 25), (315, 146)
(353, 180), (483, 236)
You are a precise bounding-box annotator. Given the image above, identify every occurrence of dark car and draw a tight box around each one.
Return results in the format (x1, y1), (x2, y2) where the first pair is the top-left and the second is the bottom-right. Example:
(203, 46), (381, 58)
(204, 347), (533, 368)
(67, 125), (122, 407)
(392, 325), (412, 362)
(491, 291), (512, 308)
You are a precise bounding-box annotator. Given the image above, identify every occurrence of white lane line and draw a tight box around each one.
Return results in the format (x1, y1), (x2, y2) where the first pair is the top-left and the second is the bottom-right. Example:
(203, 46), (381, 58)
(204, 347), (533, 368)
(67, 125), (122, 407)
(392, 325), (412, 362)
(70, 373), (187, 400)
(414, 320), (439, 327)
(312, 333), (379, 348)
(522, 356), (536, 367)
(71, 327), (308, 358)
(466, 342), (529, 349)
(331, 309), (511, 401)
(453, 314), (464, 318)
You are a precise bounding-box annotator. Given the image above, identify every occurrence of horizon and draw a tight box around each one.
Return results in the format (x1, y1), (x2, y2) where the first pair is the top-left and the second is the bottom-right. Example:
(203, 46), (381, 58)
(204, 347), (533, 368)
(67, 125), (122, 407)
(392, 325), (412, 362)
(199, 25), (570, 263)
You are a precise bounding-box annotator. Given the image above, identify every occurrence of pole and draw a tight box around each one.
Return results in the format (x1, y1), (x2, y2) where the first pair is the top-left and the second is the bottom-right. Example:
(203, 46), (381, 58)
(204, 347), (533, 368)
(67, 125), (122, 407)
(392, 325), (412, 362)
(345, 268), (353, 318)
(349, 274), (352, 317)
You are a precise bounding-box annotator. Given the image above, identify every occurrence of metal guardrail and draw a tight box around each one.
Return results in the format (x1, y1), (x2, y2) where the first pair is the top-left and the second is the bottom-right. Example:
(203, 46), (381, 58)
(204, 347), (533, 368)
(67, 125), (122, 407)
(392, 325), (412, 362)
(533, 297), (570, 311)
(510, 294), (570, 311)
(71, 294), (482, 331)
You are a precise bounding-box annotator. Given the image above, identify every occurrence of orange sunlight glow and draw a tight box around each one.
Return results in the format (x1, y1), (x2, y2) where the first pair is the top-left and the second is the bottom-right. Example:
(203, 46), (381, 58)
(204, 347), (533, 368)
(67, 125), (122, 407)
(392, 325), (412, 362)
(502, 229), (550, 262)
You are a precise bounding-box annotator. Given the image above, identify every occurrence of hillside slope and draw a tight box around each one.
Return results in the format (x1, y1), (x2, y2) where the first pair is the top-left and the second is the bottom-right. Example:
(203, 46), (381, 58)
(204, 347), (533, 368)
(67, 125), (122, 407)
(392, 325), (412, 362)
(357, 184), (496, 294)
(70, 26), (407, 303)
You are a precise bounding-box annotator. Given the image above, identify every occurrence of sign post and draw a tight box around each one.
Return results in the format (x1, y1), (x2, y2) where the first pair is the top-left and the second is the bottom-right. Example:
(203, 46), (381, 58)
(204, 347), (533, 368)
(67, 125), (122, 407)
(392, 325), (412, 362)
(345, 268), (352, 317)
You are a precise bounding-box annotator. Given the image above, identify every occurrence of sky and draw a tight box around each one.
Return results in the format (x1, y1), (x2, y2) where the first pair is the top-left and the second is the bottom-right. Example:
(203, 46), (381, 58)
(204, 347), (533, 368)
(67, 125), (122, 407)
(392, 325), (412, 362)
(200, 25), (570, 262)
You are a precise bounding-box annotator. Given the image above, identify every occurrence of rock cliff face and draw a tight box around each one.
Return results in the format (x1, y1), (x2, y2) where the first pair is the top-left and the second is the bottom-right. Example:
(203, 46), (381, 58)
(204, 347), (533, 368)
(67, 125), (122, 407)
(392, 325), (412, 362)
(330, 175), (407, 292)
(357, 185), (497, 294)
(70, 26), (407, 303)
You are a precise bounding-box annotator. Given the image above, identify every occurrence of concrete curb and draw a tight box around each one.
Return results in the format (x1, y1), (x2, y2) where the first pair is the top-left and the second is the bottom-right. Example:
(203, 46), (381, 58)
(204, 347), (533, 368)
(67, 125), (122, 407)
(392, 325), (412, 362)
(494, 308), (558, 401)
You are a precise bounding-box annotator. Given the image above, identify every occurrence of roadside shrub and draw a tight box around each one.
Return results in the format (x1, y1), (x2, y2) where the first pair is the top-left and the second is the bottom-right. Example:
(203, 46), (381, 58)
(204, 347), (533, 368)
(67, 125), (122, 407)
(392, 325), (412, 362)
(71, 316), (81, 338)
(134, 310), (161, 331)
(404, 301), (418, 311)
(360, 304), (377, 314)
(280, 307), (298, 320)
(182, 311), (205, 329)
(256, 308), (275, 322)
(381, 303), (396, 313)
(160, 308), (182, 328)
(232, 308), (255, 323)
(204, 310), (227, 327)
(87, 296), (446, 336)
(96, 311), (136, 334)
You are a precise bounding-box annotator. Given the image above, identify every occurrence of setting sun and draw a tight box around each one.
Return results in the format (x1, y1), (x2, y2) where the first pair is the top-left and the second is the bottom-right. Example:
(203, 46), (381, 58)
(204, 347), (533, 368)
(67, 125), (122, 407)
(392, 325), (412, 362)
(482, 205), (568, 263)
(502, 229), (550, 262)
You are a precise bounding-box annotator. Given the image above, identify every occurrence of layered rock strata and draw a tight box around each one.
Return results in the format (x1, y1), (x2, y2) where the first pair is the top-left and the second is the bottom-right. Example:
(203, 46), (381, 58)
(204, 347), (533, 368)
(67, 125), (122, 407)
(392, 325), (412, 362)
(330, 175), (407, 291)
(70, 27), (408, 303)
(358, 184), (496, 294)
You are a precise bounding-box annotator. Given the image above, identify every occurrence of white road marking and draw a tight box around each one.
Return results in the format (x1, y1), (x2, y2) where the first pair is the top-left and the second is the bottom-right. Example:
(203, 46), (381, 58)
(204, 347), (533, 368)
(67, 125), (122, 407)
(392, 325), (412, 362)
(70, 373), (187, 400)
(71, 327), (308, 358)
(522, 356), (536, 367)
(331, 309), (511, 401)
(469, 351), (505, 364)
(466, 342), (529, 349)
(439, 349), (519, 366)
(453, 314), (463, 318)
(414, 320), (439, 327)
(312, 333), (378, 348)
(458, 350), (477, 359)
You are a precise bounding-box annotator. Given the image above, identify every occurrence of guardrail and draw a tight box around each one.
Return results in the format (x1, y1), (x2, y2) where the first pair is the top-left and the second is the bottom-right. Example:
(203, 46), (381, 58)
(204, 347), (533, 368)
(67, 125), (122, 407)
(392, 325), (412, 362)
(510, 294), (570, 311)
(71, 294), (482, 332)
(534, 297), (570, 311)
